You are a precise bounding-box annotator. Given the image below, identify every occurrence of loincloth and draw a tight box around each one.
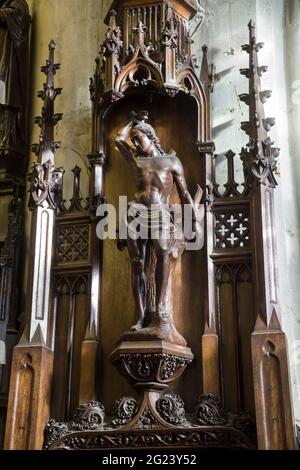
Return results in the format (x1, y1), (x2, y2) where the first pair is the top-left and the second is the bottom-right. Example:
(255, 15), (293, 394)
(121, 201), (185, 256)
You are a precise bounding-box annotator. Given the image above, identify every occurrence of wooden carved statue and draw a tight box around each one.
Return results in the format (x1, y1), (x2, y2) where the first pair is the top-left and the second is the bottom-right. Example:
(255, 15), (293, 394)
(0, 0), (30, 154)
(115, 111), (204, 347)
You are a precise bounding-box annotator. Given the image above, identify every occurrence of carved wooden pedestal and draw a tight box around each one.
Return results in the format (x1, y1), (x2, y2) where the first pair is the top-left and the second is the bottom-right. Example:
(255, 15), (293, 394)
(111, 341), (193, 391)
(44, 340), (255, 450)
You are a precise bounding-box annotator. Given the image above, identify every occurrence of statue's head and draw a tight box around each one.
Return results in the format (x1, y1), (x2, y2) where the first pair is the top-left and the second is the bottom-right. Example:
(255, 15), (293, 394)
(130, 127), (155, 156)
(129, 111), (163, 157)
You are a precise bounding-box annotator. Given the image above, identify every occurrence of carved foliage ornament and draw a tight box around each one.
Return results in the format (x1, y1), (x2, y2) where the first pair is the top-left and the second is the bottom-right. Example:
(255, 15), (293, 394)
(73, 401), (105, 429)
(112, 397), (138, 427)
(102, 11), (123, 56)
(161, 10), (178, 49)
(195, 394), (226, 426)
(44, 427), (253, 451)
(240, 138), (279, 188)
(195, 394), (256, 444)
(43, 396), (255, 450)
(115, 352), (192, 385)
(28, 160), (64, 211)
(156, 393), (186, 425)
(96, 9), (207, 102)
(44, 401), (105, 450)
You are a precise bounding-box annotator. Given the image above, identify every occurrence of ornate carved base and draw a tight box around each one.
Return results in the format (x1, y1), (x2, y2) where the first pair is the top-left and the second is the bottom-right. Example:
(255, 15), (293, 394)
(43, 340), (256, 450)
(43, 395), (256, 450)
(110, 340), (193, 391)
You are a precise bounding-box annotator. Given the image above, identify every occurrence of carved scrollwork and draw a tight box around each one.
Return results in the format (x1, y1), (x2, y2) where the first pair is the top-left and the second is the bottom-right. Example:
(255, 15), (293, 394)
(161, 10), (178, 49)
(102, 11), (123, 56)
(240, 137), (279, 189)
(195, 394), (256, 445)
(156, 393), (186, 425)
(159, 355), (188, 381)
(124, 353), (158, 380)
(28, 160), (64, 211)
(112, 397), (138, 426)
(45, 426), (254, 450)
(115, 352), (192, 387)
(195, 394), (226, 426)
(43, 419), (69, 451)
(44, 394), (255, 450)
(138, 406), (160, 429)
(44, 401), (105, 450)
(73, 401), (105, 429)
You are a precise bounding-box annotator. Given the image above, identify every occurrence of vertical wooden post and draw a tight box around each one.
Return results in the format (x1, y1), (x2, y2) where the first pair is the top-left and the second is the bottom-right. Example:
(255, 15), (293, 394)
(101, 10), (122, 95)
(78, 152), (105, 405)
(162, 6), (178, 91)
(240, 20), (295, 449)
(198, 140), (219, 397)
(198, 47), (220, 397)
(79, 322), (98, 403)
(4, 42), (63, 450)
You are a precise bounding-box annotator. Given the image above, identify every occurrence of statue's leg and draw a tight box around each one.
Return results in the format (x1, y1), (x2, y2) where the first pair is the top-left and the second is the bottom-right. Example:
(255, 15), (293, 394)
(154, 241), (172, 318)
(127, 238), (147, 330)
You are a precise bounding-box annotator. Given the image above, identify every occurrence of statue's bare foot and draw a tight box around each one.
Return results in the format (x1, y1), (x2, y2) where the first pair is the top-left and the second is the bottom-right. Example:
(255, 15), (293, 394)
(130, 320), (144, 331)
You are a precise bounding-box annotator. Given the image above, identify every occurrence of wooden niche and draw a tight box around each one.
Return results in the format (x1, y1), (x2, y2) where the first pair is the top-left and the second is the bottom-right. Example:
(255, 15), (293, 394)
(102, 90), (205, 410)
(93, 1), (210, 412)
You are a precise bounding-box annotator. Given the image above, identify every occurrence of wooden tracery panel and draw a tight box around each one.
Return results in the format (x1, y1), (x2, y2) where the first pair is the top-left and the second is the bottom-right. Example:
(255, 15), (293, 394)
(51, 275), (89, 420)
(51, 166), (92, 421)
(216, 264), (255, 413)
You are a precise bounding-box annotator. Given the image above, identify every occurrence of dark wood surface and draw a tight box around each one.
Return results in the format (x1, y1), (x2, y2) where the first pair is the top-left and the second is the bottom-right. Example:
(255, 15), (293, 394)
(2, 3), (296, 451)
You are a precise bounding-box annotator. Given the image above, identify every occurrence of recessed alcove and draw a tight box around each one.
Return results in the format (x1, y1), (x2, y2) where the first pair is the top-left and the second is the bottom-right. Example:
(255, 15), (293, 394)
(100, 88), (205, 411)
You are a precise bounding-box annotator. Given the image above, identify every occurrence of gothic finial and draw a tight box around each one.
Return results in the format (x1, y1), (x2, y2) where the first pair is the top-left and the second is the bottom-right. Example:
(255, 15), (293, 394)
(248, 19), (256, 30)
(223, 150), (240, 197)
(133, 21), (147, 49)
(109, 10), (117, 28)
(49, 40), (56, 50)
(32, 42), (63, 163)
(239, 21), (279, 188)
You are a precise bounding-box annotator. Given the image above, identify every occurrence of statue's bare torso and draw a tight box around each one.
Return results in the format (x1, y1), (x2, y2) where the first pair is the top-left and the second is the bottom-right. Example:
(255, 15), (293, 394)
(131, 155), (180, 207)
